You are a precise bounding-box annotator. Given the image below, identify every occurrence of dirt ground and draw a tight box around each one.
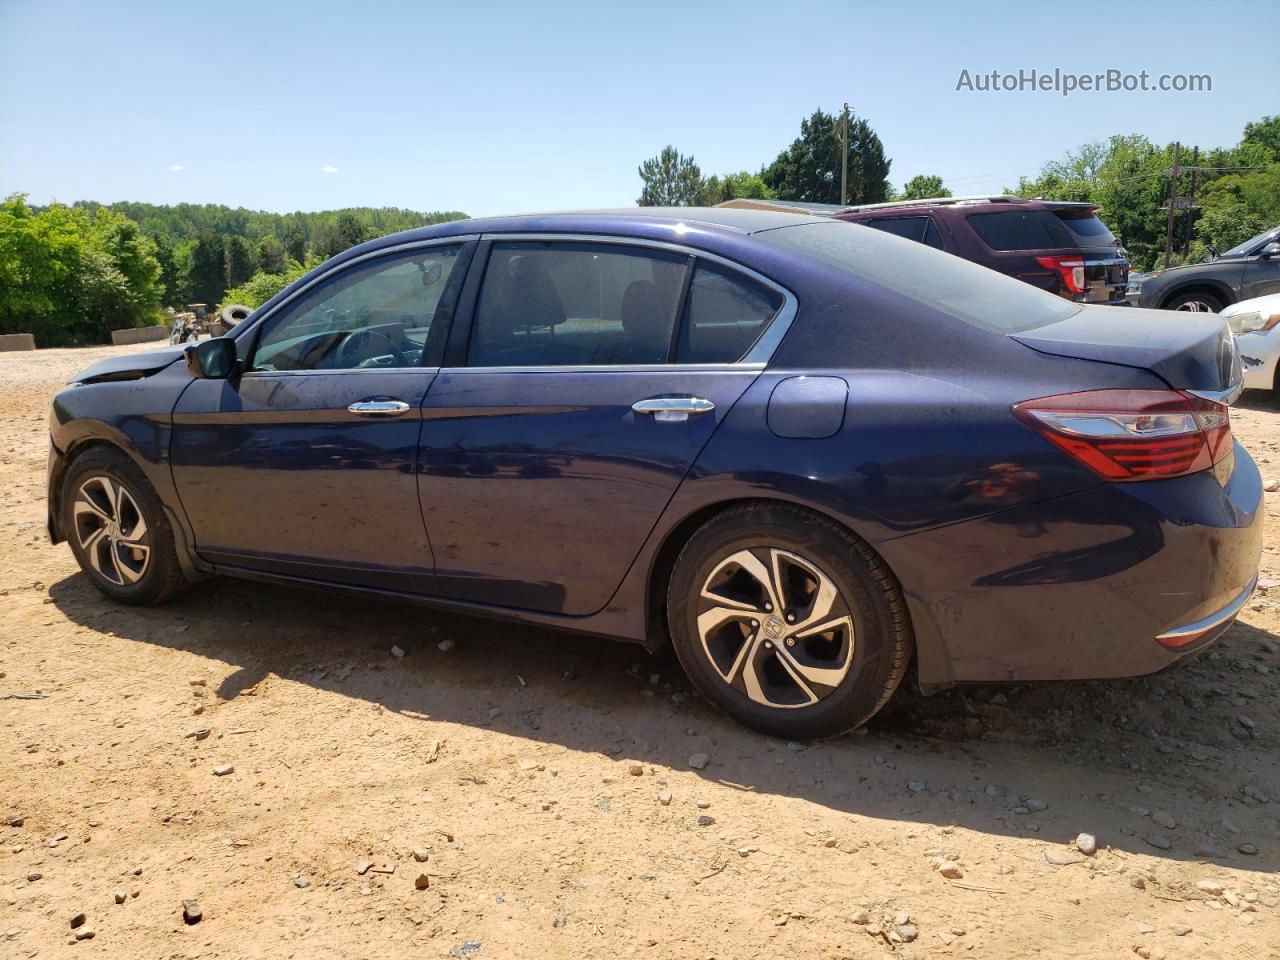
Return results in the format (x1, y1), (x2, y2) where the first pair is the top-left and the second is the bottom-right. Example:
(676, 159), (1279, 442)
(2, 344), (1278, 960)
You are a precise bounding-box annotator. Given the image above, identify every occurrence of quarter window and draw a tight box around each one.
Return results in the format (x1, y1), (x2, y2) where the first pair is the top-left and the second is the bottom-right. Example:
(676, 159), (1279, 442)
(250, 245), (464, 371)
(676, 264), (782, 363)
(467, 242), (688, 366)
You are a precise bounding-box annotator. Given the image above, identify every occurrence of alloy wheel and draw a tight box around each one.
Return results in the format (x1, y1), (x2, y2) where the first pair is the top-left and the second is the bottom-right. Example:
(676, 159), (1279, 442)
(695, 548), (855, 709)
(72, 475), (151, 586)
(1174, 300), (1215, 312)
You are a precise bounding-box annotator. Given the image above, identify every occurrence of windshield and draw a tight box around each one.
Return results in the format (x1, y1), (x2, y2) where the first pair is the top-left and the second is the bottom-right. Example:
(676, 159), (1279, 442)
(759, 221), (1080, 333)
(1220, 227), (1279, 258)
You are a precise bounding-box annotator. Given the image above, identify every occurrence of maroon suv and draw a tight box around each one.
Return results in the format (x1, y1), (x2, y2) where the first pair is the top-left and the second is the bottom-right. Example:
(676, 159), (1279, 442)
(837, 196), (1129, 305)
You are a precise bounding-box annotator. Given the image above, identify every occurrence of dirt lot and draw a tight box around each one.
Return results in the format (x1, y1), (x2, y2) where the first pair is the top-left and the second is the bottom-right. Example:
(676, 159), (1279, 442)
(2, 344), (1278, 960)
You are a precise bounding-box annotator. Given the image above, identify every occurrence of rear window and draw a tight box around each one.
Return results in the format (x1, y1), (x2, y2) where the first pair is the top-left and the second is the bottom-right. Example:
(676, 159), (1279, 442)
(1055, 211), (1116, 246)
(758, 221), (1079, 334)
(967, 210), (1074, 251)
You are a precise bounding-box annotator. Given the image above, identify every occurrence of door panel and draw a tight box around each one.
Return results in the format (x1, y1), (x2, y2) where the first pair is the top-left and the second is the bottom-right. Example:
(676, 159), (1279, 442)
(418, 369), (758, 615)
(1242, 256), (1280, 301)
(171, 371), (437, 591)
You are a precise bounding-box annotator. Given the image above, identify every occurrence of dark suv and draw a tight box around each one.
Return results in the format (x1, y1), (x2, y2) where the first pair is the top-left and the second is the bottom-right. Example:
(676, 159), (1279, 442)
(837, 195), (1129, 305)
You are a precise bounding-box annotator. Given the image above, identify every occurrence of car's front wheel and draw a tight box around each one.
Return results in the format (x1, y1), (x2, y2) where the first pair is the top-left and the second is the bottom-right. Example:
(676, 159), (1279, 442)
(666, 504), (912, 739)
(62, 447), (191, 605)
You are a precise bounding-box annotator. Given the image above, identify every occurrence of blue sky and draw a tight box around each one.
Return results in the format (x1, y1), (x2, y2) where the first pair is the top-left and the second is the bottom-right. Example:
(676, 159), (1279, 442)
(1, 0), (1275, 217)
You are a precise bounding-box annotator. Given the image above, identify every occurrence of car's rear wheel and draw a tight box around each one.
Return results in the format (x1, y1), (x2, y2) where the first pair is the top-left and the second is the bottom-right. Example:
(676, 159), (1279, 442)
(666, 503), (912, 739)
(1166, 291), (1225, 313)
(62, 447), (191, 605)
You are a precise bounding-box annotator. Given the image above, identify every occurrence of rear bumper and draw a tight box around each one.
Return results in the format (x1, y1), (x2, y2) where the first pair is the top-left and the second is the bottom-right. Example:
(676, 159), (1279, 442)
(880, 442), (1263, 685)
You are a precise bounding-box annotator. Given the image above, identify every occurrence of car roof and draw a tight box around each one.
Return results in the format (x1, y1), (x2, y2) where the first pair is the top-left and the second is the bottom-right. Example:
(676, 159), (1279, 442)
(365, 207), (828, 247)
(839, 196), (1101, 218)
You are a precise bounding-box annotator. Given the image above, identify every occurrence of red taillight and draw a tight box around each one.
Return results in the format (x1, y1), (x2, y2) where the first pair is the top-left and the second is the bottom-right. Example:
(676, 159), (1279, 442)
(1035, 255), (1086, 294)
(1012, 389), (1232, 482)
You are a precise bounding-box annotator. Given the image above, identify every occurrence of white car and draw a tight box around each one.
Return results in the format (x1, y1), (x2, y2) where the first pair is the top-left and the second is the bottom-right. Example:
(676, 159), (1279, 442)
(1225, 292), (1280, 391)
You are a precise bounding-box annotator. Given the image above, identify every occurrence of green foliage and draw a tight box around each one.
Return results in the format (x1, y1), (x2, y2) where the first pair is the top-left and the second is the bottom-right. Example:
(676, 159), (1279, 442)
(65, 200), (467, 308)
(900, 175), (951, 200)
(1243, 116), (1280, 160)
(637, 146), (704, 206)
(186, 231), (226, 307)
(0, 194), (164, 346)
(224, 236), (255, 290)
(223, 256), (323, 310)
(1010, 122), (1280, 271)
(698, 171), (776, 205)
(762, 110), (891, 205)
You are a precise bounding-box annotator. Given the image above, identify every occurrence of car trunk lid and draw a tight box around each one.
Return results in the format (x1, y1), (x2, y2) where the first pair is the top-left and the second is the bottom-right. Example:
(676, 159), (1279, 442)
(1010, 305), (1242, 395)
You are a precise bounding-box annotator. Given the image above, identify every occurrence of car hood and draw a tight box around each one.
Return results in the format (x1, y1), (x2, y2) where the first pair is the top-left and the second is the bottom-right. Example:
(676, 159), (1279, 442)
(73, 345), (186, 384)
(1011, 304), (1239, 393)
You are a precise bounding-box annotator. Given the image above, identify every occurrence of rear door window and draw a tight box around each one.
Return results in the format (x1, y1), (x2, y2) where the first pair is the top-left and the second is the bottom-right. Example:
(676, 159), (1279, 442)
(468, 242), (689, 366)
(676, 263), (782, 363)
(967, 211), (1075, 251)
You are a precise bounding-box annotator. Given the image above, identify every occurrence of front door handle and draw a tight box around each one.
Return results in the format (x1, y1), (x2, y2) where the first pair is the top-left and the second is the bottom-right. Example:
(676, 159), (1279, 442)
(632, 397), (716, 422)
(347, 399), (411, 417)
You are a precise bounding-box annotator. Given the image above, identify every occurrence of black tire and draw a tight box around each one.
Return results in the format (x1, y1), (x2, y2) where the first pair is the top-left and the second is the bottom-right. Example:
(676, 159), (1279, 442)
(1165, 290), (1225, 313)
(666, 503), (912, 739)
(61, 446), (191, 605)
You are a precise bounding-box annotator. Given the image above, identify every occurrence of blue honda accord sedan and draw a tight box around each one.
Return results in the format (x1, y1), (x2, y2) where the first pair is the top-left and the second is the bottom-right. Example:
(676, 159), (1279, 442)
(46, 209), (1262, 738)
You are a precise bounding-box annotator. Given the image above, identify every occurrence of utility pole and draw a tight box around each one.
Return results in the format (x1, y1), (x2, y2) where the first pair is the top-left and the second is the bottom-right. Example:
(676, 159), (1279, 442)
(839, 102), (850, 206)
(1183, 145), (1199, 256)
(1163, 142), (1181, 270)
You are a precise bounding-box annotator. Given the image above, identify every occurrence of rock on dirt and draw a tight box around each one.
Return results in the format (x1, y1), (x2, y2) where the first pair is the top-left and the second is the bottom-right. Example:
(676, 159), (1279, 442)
(688, 753), (708, 770)
(182, 900), (202, 924)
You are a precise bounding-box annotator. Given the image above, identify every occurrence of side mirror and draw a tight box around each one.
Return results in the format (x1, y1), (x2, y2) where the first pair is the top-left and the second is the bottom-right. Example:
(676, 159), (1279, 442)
(1260, 242), (1280, 260)
(184, 337), (239, 379)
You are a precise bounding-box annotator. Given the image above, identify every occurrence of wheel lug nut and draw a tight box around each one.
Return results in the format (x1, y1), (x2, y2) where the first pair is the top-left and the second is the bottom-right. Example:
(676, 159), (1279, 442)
(785, 638), (795, 647)
(786, 614), (795, 623)
(764, 603), (772, 612)
(763, 641), (773, 649)
(750, 620), (759, 628)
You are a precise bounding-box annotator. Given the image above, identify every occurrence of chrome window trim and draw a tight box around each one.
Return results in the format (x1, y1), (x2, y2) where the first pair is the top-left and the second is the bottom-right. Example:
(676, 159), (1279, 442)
(238, 367), (443, 379)
(232, 235), (480, 343)
(440, 363), (765, 375)
(232, 230), (798, 374)
(472, 232), (798, 368)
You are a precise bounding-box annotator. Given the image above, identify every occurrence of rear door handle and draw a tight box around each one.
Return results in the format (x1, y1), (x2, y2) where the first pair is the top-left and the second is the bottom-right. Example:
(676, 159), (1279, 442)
(632, 397), (716, 422)
(347, 399), (411, 417)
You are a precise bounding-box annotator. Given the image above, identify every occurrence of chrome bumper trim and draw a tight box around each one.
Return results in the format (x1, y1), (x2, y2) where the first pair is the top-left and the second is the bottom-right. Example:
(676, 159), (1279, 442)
(1155, 574), (1257, 642)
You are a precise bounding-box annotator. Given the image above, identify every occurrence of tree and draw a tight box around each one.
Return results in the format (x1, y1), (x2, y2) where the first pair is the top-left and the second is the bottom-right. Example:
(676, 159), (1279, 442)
(257, 236), (286, 275)
(1242, 115), (1280, 160)
(899, 175), (951, 200)
(186, 230), (226, 306)
(637, 146), (704, 206)
(335, 212), (372, 249)
(698, 170), (776, 205)
(224, 235), (255, 289)
(282, 217), (308, 262)
(0, 194), (162, 345)
(762, 110), (892, 205)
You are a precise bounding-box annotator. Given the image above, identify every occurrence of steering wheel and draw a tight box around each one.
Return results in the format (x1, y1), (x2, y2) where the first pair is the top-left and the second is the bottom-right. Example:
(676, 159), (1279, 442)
(338, 327), (407, 368)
